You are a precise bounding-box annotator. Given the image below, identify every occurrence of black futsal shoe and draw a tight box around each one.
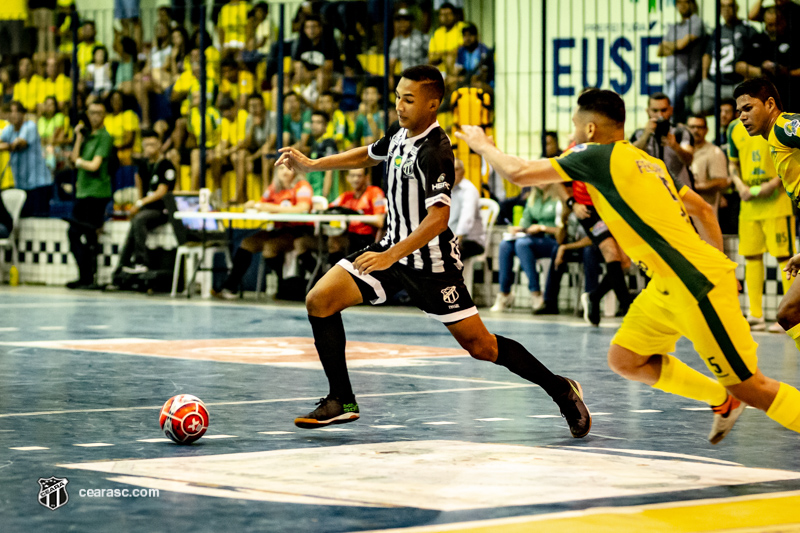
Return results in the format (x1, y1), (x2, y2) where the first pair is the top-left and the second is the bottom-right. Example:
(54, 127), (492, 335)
(553, 378), (592, 438)
(294, 395), (360, 429)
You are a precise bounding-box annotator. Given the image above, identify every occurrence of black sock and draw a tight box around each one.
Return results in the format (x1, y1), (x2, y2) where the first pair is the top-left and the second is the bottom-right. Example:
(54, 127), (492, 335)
(494, 335), (567, 398)
(606, 261), (632, 307)
(222, 248), (253, 291)
(592, 261), (617, 301)
(308, 313), (354, 403)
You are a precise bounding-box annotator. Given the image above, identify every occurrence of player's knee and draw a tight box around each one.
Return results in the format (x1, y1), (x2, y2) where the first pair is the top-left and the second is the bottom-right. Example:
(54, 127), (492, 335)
(465, 336), (497, 361)
(777, 298), (800, 330)
(607, 346), (637, 377)
(305, 286), (333, 317)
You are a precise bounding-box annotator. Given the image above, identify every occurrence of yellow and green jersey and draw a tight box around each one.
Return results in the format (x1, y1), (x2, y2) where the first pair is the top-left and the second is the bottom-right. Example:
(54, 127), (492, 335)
(189, 106), (221, 148)
(768, 112), (800, 207)
(728, 118), (792, 221)
(551, 141), (736, 301)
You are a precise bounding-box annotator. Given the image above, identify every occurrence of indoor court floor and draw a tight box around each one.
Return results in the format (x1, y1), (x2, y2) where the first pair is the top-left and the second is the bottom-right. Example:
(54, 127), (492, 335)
(2, 286), (800, 532)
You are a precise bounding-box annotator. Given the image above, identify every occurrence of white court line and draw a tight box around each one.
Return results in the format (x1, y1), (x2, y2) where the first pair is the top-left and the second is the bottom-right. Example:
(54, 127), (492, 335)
(203, 435), (238, 439)
(475, 418), (511, 422)
(0, 327), (19, 332)
(258, 431), (295, 435)
(318, 427), (352, 432)
(528, 415), (560, 418)
(0, 384), (528, 419)
(9, 446), (49, 451)
(630, 409), (663, 413)
(352, 370), (531, 387)
(85, 325), (110, 330)
(370, 425), (406, 429)
(38, 326), (66, 331)
(136, 438), (172, 443)
(74, 443), (115, 447)
(423, 421), (457, 425)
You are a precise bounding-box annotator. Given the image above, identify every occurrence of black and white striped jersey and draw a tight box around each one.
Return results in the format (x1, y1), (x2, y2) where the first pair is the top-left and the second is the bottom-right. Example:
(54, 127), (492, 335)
(367, 121), (462, 273)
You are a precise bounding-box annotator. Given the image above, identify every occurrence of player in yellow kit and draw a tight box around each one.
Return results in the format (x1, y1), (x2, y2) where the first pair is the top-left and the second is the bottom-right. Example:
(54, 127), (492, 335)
(457, 89), (800, 443)
(734, 78), (800, 349)
(728, 117), (795, 332)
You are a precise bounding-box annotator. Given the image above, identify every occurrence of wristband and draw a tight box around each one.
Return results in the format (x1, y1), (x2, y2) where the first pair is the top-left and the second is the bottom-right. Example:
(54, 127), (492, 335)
(749, 186), (762, 197)
(135, 200), (144, 208)
(565, 197), (575, 209)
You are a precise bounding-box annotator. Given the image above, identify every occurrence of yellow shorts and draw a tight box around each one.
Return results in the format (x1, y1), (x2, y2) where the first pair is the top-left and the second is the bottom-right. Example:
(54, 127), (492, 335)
(738, 215), (796, 258)
(611, 272), (758, 387)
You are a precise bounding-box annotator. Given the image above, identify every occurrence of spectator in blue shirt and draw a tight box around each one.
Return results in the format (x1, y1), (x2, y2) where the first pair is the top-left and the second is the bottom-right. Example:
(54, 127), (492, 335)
(0, 101), (53, 217)
(454, 23), (493, 88)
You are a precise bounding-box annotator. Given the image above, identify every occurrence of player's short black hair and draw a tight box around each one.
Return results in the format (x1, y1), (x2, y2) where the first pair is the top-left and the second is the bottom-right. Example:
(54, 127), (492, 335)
(648, 92), (670, 104)
(400, 65), (445, 103)
(734, 78), (783, 111)
(141, 129), (159, 141)
(311, 110), (330, 123)
(576, 89), (626, 126)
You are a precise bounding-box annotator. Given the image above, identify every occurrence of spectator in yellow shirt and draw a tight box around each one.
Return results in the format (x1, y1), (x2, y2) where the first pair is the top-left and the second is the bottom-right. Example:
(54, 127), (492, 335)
(13, 57), (45, 112)
(428, 3), (466, 76)
(77, 21), (103, 76)
(0, 0), (29, 59)
(42, 55), (72, 113)
(104, 90), (141, 165)
(217, 0), (250, 50)
(219, 58), (256, 109)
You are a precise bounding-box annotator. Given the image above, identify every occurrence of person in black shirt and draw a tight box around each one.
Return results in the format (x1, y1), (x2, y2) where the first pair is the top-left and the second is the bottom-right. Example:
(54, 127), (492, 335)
(276, 65), (591, 436)
(291, 14), (339, 92)
(116, 129), (177, 275)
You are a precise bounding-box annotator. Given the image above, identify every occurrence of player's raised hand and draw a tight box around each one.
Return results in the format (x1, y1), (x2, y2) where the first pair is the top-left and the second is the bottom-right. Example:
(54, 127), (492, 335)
(455, 125), (495, 155)
(275, 147), (315, 173)
(783, 253), (800, 279)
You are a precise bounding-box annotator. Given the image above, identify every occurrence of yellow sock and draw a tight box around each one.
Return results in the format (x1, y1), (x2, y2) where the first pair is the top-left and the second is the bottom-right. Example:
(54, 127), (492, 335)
(745, 258), (765, 318)
(653, 354), (729, 406)
(766, 382), (800, 432)
(787, 323), (800, 352)
(779, 259), (794, 295)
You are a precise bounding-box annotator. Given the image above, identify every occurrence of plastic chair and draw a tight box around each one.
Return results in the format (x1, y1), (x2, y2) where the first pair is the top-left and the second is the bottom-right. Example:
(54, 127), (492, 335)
(0, 189), (27, 283)
(171, 244), (233, 298)
(462, 198), (499, 302)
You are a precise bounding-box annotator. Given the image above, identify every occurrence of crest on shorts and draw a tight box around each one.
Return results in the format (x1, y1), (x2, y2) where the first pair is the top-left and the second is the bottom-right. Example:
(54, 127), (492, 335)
(441, 286), (459, 304)
(784, 119), (800, 137)
(38, 476), (69, 511)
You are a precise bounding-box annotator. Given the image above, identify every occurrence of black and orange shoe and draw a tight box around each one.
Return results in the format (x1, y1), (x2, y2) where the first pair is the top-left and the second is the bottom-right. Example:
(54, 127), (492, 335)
(294, 395), (360, 429)
(708, 395), (746, 444)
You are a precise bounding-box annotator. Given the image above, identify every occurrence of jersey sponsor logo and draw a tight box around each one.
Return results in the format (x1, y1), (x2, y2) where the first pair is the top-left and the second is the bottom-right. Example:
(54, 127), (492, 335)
(571, 144), (588, 152)
(165, 169), (176, 181)
(441, 286), (459, 304)
(432, 173), (450, 190)
(784, 119), (800, 138)
(394, 155), (403, 168)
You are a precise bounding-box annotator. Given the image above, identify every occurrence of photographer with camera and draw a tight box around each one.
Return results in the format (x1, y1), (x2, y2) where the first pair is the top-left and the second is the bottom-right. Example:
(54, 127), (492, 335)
(631, 93), (695, 190)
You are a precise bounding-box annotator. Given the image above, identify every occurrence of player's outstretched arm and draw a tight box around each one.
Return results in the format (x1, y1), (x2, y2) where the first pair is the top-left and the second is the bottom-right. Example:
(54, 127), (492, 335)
(275, 145), (381, 173)
(681, 188), (724, 252)
(455, 125), (563, 187)
(783, 253), (800, 279)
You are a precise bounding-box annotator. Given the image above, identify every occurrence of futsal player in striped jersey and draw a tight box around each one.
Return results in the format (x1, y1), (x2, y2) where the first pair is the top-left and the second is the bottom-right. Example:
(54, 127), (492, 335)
(275, 65), (591, 436)
(458, 89), (800, 443)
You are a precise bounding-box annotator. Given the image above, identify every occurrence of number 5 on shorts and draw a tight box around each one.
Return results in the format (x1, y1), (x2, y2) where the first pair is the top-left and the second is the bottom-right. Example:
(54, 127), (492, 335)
(707, 356), (723, 375)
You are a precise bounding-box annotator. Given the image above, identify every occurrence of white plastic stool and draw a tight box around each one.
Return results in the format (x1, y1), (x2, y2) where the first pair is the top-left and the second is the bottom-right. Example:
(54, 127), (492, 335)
(171, 243), (232, 298)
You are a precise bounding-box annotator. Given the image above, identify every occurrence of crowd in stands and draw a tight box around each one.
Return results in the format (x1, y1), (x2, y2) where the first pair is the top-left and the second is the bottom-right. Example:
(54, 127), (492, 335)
(0, 0), (495, 291)
(0, 0), (795, 330)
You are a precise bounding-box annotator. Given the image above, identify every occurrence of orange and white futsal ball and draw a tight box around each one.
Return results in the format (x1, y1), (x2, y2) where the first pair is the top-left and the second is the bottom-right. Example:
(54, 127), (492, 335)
(159, 394), (209, 444)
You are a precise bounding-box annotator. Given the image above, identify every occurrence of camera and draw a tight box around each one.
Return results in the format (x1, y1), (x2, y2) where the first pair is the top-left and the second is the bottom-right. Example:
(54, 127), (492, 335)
(654, 118), (671, 141)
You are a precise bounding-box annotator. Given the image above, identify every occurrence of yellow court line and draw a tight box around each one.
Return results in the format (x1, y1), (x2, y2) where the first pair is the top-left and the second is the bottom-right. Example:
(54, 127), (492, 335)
(361, 491), (800, 533)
